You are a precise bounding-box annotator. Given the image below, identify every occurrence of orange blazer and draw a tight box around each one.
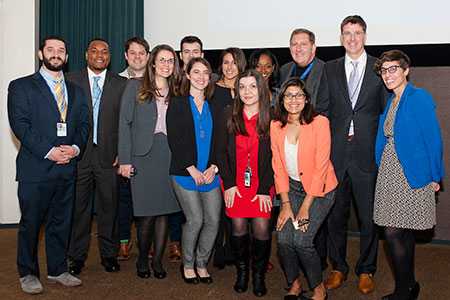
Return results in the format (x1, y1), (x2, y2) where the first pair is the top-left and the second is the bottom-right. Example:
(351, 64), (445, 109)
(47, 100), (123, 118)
(270, 115), (338, 197)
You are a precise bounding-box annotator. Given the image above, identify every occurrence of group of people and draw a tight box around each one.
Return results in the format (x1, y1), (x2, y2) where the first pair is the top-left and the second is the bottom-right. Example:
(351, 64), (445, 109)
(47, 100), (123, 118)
(7, 14), (443, 300)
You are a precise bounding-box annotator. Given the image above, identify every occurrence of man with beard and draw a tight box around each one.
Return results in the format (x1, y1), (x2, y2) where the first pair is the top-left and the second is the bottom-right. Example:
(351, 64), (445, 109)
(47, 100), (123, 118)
(7, 36), (90, 294)
(66, 39), (127, 275)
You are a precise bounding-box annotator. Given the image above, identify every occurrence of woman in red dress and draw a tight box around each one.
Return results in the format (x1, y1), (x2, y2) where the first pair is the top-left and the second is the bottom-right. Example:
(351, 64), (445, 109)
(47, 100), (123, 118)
(217, 69), (273, 297)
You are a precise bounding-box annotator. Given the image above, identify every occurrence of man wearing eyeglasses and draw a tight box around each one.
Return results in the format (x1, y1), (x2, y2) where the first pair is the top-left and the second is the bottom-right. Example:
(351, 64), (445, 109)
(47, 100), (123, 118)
(66, 38), (127, 276)
(322, 15), (388, 294)
(279, 28), (328, 115)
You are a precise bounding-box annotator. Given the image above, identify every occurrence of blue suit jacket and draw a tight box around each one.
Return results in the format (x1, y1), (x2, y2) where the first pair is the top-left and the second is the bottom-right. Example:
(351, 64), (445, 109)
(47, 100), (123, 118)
(375, 83), (444, 188)
(8, 72), (90, 182)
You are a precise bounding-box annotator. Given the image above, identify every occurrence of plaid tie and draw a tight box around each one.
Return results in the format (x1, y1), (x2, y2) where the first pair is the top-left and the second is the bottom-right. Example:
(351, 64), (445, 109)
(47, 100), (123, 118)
(54, 79), (67, 122)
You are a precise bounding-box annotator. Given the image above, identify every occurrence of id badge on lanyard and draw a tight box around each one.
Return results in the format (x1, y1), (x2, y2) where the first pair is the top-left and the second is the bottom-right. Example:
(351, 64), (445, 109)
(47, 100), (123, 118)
(244, 153), (252, 187)
(57, 122), (67, 137)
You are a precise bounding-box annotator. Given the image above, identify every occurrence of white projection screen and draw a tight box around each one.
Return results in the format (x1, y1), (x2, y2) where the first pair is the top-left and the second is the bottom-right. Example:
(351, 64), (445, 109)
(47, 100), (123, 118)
(144, 0), (450, 50)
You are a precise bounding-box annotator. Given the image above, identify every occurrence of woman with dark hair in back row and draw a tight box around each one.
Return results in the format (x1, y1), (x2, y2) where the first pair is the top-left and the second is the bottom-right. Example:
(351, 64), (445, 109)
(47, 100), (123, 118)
(217, 69), (274, 297)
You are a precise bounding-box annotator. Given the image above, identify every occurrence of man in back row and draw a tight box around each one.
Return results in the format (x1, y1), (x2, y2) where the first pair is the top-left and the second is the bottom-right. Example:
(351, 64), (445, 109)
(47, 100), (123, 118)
(117, 37), (150, 260)
(324, 15), (388, 294)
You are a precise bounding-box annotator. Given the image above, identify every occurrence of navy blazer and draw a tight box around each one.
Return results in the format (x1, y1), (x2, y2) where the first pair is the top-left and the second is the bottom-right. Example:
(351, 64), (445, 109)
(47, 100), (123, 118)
(8, 72), (90, 182)
(375, 83), (444, 188)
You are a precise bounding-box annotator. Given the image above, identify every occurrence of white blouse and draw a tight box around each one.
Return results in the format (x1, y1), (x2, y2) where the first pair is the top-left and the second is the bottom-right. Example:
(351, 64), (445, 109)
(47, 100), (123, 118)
(284, 136), (300, 181)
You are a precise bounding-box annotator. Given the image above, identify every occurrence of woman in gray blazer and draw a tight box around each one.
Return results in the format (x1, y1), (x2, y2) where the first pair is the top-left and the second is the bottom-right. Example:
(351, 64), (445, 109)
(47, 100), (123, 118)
(118, 44), (181, 279)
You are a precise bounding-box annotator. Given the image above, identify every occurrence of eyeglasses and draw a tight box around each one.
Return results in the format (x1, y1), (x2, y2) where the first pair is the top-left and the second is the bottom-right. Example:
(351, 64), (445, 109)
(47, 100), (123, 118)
(284, 93), (306, 101)
(379, 65), (402, 75)
(157, 58), (175, 65)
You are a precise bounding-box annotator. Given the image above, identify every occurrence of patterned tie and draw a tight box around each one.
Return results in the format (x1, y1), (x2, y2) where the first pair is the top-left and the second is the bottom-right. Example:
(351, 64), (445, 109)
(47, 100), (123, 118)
(347, 61), (359, 136)
(348, 60), (359, 102)
(54, 79), (67, 122)
(92, 76), (102, 144)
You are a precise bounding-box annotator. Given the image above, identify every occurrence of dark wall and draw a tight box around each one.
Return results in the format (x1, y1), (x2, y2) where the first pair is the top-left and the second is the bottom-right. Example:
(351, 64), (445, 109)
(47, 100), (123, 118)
(203, 44), (450, 72)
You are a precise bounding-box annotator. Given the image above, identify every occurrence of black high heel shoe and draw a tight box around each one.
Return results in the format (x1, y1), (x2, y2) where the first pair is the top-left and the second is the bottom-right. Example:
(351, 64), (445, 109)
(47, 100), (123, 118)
(180, 265), (199, 284)
(196, 268), (213, 284)
(152, 262), (167, 279)
(136, 261), (151, 279)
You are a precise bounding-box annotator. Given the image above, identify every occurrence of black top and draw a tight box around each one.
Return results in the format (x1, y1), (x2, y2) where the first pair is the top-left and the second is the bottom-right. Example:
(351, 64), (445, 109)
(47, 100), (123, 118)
(213, 84), (234, 110)
(166, 95), (223, 176)
(216, 106), (274, 195)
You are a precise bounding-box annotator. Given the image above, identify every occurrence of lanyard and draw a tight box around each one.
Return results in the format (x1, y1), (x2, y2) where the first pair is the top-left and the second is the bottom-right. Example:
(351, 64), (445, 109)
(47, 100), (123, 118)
(300, 60), (315, 80)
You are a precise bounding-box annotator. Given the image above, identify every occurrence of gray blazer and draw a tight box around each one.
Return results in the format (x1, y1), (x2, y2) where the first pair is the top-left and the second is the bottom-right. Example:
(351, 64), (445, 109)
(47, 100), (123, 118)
(118, 79), (157, 164)
(279, 58), (328, 114)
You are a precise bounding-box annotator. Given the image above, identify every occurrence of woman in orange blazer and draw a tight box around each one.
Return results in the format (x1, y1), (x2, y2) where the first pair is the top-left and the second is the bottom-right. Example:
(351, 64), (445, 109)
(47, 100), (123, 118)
(271, 78), (337, 300)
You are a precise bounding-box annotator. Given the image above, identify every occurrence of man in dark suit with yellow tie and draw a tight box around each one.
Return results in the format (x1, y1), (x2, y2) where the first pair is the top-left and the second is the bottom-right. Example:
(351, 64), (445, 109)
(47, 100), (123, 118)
(66, 39), (127, 275)
(8, 36), (90, 294)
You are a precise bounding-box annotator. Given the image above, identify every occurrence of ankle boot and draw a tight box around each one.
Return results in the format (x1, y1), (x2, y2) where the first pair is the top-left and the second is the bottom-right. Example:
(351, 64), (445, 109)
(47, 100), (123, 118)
(230, 235), (250, 293)
(252, 238), (271, 297)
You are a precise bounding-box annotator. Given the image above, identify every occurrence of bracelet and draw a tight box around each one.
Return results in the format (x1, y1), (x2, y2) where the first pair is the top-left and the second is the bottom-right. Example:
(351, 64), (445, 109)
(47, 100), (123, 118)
(281, 201), (290, 205)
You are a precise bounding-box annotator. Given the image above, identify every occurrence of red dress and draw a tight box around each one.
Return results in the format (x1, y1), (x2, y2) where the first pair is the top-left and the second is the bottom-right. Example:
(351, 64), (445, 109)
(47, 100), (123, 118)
(226, 113), (271, 219)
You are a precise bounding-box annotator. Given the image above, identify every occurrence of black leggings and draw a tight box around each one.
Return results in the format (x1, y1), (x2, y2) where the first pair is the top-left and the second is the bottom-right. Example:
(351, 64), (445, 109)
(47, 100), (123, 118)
(384, 226), (416, 298)
(232, 217), (270, 241)
(135, 215), (168, 272)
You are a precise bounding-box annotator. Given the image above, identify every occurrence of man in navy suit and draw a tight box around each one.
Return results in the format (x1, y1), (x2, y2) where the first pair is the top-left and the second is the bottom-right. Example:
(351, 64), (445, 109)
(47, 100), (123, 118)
(7, 36), (90, 294)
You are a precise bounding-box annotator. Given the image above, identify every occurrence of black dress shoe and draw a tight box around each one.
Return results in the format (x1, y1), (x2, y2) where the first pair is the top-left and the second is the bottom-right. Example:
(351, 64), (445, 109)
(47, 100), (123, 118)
(101, 257), (120, 272)
(180, 265), (199, 284)
(409, 282), (420, 300)
(284, 294), (299, 300)
(68, 260), (84, 276)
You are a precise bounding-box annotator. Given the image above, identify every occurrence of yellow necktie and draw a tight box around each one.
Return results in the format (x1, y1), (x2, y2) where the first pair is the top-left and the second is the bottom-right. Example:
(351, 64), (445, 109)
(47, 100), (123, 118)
(54, 80), (67, 122)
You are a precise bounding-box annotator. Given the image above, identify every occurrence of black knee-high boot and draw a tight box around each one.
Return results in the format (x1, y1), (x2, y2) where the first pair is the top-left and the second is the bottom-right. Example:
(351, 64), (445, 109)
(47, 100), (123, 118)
(252, 238), (271, 297)
(231, 235), (250, 293)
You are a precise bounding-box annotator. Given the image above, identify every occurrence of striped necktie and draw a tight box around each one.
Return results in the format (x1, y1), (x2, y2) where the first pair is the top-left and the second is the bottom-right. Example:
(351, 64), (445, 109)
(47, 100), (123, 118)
(92, 76), (102, 144)
(54, 79), (67, 122)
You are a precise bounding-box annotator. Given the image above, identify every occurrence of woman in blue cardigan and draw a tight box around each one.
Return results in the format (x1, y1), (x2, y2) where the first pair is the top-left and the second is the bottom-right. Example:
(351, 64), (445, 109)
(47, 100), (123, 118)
(373, 50), (444, 300)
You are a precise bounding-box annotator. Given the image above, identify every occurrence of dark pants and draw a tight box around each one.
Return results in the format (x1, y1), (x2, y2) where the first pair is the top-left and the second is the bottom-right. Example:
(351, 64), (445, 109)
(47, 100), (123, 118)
(326, 156), (378, 275)
(118, 177), (133, 242)
(277, 179), (335, 289)
(17, 179), (74, 277)
(168, 211), (185, 242)
(68, 147), (119, 261)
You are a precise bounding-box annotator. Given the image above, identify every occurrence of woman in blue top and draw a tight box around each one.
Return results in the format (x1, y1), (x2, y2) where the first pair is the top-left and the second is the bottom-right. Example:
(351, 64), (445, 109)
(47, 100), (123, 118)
(167, 57), (222, 285)
(373, 50), (444, 300)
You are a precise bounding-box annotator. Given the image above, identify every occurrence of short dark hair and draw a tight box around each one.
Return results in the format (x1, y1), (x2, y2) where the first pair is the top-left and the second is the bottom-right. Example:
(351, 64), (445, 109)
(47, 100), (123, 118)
(340, 15), (367, 33)
(218, 47), (247, 79)
(248, 48), (280, 90)
(86, 38), (109, 51)
(228, 69), (271, 137)
(39, 36), (68, 53)
(180, 35), (203, 52)
(374, 50), (411, 75)
(180, 57), (215, 100)
(274, 77), (317, 127)
(290, 28), (315, 44)
(124, 37), (150, 53)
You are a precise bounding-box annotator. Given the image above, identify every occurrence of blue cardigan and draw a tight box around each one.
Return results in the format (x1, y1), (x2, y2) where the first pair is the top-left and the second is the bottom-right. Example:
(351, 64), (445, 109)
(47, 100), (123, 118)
(375, 83), (444, 188)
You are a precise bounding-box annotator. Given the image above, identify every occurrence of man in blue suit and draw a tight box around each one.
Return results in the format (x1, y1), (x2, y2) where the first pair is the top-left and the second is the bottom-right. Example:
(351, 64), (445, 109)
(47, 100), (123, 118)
(7, 36), (90, 294)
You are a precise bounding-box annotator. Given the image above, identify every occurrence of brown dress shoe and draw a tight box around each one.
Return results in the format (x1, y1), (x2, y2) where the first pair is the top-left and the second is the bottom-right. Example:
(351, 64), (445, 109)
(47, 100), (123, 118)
(324, 270), (346, 290)
(168, 241), (182, 262)
(358, 273), (375, 294)
(117, 241), (132, 261)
